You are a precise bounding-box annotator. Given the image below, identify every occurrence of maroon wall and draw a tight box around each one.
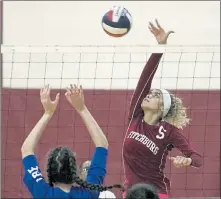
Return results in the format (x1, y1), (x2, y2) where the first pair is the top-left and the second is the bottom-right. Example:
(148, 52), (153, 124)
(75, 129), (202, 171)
(1, 88), (220, 198)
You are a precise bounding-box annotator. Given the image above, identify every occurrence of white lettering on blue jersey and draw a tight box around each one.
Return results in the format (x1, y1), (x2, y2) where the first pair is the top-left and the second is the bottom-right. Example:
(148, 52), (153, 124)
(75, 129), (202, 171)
(27, 166), (43, 182)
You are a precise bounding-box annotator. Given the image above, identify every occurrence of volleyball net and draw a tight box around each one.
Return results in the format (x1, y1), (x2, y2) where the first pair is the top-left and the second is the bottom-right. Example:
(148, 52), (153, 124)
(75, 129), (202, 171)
(1, 45), (220, 198)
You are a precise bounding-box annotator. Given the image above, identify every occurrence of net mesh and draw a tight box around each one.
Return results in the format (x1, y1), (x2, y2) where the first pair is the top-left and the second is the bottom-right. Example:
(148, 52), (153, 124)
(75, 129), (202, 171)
(1, 45), (220, 198)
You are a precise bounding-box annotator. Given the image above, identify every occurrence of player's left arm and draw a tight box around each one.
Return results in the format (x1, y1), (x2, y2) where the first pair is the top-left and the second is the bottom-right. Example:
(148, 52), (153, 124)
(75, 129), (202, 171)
(21, 85), (60, 197)
(169, 128), (203, 168)
(21, 85), (60, 158)
(23, 154), (50, 198)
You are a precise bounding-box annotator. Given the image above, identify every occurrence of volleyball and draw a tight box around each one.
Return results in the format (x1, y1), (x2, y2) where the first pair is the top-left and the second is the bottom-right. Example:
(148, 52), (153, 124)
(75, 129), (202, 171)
(102, 6), (132, 37)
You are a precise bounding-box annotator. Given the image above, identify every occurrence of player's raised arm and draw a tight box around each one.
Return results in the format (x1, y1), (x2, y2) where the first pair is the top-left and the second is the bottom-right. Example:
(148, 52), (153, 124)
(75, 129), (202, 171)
(128, 19), (174, 121)
(65, 84), (123, 191)
(65, 84), (108, 149)
(21, 85), (60, 198)
(21, 85), (60, 158)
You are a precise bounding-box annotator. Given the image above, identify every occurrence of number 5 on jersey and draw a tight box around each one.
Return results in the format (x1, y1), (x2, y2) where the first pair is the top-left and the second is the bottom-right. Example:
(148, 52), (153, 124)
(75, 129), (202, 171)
(156, 126), (166, 139)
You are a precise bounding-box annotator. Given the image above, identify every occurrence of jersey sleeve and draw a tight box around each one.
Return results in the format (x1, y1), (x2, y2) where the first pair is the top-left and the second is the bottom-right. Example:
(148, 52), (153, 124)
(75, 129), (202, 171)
(170, 128), (203, 167)
(128, 53), (163, 121)
(86, 147), (108, 185)
(22, 154), (49, 198)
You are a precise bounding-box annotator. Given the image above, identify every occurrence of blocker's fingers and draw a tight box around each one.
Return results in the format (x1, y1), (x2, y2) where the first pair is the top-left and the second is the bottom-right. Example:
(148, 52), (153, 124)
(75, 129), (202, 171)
(45, 84), (49, 92)
(53, 93), (60, 104)
(44, 84), (48, 94)
(42, 85), (46, 92)
(41, 85), (48, 98)
(65, 91), (70, 98)
(69, 84), (76, 94)
(65, 87), (72, 94)
(74, 84), (78, 91)
(70, 84), (74, 90)
(47, 85), (51, 96)
(79, 85), (83, 95)
(74, 84), (80, 94)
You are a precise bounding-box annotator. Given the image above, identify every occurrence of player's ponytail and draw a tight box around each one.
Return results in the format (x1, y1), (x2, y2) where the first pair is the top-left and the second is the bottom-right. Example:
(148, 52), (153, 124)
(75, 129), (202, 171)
(73, 176), (124, 192)
(47, 146), (124, 192)
(47, 154), (55, 186)
(47, 147), (76, 186)
(164, 94), (190, 129)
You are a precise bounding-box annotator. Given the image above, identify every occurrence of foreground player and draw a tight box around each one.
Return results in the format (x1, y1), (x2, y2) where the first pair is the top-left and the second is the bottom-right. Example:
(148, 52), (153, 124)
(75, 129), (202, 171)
(126, 184), (159, 199)
(21, 84), (122, 198)
(122, 19), (203, 198)
(80, 160), (116, 198)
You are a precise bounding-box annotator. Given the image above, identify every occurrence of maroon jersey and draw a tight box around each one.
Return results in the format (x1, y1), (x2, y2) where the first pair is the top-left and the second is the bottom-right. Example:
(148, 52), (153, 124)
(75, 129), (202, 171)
(122, 53), (203, 195)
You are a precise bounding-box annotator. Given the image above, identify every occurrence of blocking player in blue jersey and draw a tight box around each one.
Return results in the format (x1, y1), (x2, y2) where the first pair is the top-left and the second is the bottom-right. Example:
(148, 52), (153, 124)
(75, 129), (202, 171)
(21, 84), (123, 198)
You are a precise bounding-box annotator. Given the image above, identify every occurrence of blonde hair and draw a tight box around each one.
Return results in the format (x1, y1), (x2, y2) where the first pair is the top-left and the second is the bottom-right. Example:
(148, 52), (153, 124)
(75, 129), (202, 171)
(163, 94), (190, 129)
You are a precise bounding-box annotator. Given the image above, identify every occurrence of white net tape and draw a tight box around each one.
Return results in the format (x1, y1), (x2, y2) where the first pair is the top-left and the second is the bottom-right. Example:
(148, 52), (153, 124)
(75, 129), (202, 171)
(1, 45), (220, 53)
(1, 45), (220, 90)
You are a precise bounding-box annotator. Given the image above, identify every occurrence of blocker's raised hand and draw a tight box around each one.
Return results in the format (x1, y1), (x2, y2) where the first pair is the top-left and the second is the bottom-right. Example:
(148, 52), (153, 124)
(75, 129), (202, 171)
(65, 84), (85, 112)
(149, 19), (174, 44)
(40, 84), (60, 115)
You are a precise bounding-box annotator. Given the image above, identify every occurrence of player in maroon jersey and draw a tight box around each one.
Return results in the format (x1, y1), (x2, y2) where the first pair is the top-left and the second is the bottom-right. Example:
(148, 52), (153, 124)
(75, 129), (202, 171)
(122, 19), (203, 198)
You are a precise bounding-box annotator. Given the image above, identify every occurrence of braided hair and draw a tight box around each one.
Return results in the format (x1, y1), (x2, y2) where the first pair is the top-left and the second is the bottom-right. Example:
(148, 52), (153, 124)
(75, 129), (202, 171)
(47, 147), (124, 192)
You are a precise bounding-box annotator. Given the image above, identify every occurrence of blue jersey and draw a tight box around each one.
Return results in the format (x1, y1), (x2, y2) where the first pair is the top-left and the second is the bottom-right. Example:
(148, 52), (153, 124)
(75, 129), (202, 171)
(22, 147), (108, 198)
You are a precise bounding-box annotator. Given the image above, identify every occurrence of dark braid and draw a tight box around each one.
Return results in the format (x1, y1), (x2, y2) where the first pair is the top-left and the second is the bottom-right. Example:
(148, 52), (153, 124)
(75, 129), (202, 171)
(47, 146), (124, 192)
(73, 176), (124, 192)
(47, 147), (63, 186)
(47, 147), (76, 186)
(47, 154), (54, 186)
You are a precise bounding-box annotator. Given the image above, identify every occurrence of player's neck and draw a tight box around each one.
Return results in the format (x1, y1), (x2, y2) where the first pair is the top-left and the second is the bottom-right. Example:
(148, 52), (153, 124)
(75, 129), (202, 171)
(54, 183), (72, 193)
(143, 111), (160, 125)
